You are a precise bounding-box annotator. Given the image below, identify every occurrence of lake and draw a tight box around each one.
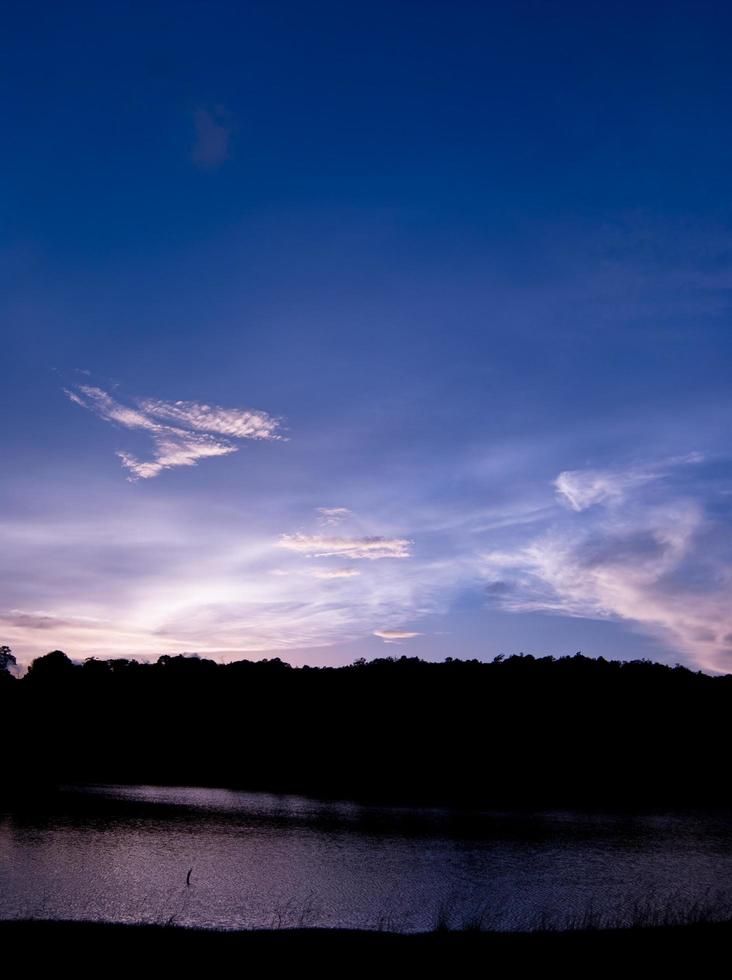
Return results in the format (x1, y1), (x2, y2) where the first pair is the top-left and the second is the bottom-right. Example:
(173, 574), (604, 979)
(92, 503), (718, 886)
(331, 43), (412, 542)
(1, 785), (730, 931)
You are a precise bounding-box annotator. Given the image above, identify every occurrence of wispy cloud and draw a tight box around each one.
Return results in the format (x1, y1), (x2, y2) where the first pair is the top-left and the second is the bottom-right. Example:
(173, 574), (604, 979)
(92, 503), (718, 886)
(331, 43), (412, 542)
(191, 106), (235, 169)
(139, 399), (283, 441)
(316, 507), (352, 527)
(373, 629), (422, 642)
(309, 567), (361, 579)
(278, 533), (412, 560)
(0, 494), (462, 667)
(16, 396), (732, 672)
(268, 566), (361, 579)
(554, 454), (704, 512)
(4, 609), (106, 631)
(485, 456), (732, 672)
(65, 384), (283, 480)
(65, 385), (157, 432)
(117, 433), (236, 480)
(554, 467), (653, 512)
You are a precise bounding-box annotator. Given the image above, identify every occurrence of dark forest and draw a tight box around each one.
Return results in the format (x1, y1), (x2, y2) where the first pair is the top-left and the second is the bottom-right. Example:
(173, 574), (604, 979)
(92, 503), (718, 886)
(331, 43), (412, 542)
(3, 649), (729, 808)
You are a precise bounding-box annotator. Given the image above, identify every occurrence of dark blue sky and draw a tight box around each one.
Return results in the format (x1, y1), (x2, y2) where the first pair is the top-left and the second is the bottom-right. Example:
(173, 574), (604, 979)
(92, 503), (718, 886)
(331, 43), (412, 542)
(3, 1), (732, 670)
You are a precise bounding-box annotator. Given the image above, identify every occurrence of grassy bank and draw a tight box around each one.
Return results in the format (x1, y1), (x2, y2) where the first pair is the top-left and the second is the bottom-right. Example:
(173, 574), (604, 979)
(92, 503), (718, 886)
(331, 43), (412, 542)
(1, 919), (729, 970)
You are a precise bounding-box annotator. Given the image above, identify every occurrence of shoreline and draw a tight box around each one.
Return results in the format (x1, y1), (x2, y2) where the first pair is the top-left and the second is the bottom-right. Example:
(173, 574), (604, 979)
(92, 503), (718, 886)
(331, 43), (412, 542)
(1, 919), (730, 967)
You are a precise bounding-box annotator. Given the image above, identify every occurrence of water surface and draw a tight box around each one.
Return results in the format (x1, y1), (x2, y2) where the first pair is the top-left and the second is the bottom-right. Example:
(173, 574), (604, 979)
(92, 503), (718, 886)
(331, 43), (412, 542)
(1, 785), (730, 931)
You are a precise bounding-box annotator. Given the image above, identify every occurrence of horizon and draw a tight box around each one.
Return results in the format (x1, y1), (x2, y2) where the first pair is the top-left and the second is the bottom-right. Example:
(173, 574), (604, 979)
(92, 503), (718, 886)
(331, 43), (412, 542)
(4, 2), (732, 673)
(5, 646), (728, 679)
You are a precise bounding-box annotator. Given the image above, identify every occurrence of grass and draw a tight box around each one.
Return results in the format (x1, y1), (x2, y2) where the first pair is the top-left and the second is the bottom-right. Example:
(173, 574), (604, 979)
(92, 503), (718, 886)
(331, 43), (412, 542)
(424, 887), (732, 935)
(9, 882), (732, 972)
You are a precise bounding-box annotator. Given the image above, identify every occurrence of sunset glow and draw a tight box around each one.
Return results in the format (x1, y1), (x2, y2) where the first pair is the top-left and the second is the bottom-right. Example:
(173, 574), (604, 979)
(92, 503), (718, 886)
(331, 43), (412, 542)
(3, 3), (732, 673)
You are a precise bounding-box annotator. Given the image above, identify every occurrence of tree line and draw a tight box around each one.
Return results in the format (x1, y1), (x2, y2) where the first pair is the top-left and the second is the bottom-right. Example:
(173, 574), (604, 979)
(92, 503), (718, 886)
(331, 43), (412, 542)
(2, 647), (730, 808)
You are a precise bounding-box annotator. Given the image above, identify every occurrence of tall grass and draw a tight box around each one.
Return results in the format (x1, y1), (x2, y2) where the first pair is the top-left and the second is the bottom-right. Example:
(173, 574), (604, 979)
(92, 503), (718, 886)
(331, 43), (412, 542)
(433, 889), (732, 934)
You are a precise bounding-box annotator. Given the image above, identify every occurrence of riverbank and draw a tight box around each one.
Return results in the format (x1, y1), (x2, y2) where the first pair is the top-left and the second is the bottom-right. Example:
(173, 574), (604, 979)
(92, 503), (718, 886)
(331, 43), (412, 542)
(1, 920), (729, 969)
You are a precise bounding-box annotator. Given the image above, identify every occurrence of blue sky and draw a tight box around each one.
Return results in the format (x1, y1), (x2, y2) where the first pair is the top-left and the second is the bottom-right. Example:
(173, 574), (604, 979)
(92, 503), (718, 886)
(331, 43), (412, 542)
(3, 2), (732, 670)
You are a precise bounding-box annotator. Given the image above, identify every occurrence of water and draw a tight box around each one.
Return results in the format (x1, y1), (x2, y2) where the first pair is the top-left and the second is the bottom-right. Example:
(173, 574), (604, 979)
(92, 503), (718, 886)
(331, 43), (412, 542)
(1, 784), (730, 931)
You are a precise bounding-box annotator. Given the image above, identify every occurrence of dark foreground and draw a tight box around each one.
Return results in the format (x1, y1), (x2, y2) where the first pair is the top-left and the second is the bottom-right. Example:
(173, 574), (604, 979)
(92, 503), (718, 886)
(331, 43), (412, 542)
(2, 920), (730, 971)
(5, 652), (732, 808)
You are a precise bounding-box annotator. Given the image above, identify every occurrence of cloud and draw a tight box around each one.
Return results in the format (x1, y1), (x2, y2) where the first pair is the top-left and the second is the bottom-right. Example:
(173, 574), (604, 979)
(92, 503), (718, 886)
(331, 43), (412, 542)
(485, 457), (732, 672)
(191, 106), (234, 169)
(4, 609), (106, 631)
(309, 567), (361, 579)
(555, 468), (643, 511)
(373, 629), (422, 641)
(277, 533), (412, 560)
(64, 386), (157, 432)
(269, 566), (361, 580)
(554, 454), (704, 512)
(65, 384), (283, 480)
(117, 432), (236, 480)
(316, 507), (352, 527)
(0, 489), (466, 667)
(139, 399), (284, 441)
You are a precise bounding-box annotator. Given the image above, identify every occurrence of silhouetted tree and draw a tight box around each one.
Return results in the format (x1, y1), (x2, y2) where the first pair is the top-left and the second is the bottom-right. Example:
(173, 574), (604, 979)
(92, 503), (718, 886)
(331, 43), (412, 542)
(0, 646), (16, 693)
(0, 645), (16, 674)
(25, 649), (76, 683)
(2, 650), (731, 806)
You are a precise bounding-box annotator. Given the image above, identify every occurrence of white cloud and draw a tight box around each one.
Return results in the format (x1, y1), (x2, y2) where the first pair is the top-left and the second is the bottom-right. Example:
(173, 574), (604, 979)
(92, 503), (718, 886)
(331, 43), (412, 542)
(485, 458), (732, 672)
(309, 567), (361, 579)
(139, 399), (283, 441)
(268, 566), (361, 580)
(554, 466), (654, 511)
(65, 386), (158, 432)
(65, 384), (283, 480)
(373, 629), (422, 641)
(0, 498), (463, 667)
(554, 454), (704, 512)
(277, 533), (412, 560)
(117, 431), (236, 480)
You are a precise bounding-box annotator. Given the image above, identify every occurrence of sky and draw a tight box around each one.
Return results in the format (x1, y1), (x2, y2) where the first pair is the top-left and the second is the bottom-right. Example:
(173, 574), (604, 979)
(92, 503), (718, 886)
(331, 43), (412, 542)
(2, 1), (732, 673)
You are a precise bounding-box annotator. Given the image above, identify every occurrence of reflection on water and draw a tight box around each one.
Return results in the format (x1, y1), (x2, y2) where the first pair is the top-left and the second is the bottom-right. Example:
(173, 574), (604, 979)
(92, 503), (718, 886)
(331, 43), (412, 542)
(1, 785), (730, 931)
